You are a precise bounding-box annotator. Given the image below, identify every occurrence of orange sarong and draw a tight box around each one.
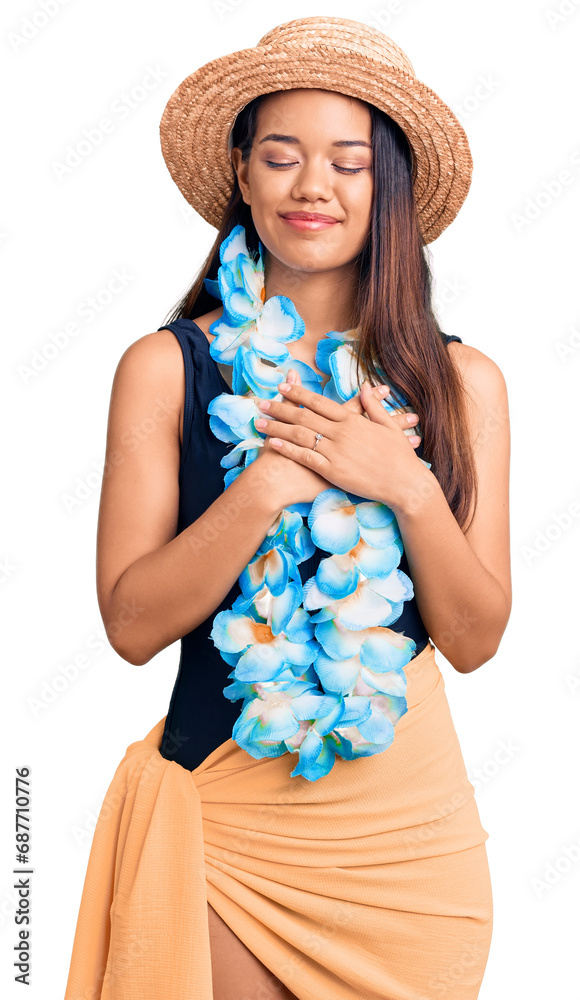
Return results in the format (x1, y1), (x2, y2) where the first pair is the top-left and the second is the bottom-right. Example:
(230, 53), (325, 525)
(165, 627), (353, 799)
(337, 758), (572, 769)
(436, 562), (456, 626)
(63, 639), (493, 999)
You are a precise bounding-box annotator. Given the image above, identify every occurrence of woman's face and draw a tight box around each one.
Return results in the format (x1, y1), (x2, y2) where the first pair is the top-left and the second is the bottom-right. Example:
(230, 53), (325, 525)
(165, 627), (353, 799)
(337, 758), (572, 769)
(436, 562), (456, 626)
(231, 89), (374, 275)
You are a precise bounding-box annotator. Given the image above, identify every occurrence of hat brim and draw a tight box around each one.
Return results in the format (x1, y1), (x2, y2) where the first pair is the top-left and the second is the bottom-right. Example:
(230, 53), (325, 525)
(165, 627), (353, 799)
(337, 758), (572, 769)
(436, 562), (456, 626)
(159, 44), (472, 243)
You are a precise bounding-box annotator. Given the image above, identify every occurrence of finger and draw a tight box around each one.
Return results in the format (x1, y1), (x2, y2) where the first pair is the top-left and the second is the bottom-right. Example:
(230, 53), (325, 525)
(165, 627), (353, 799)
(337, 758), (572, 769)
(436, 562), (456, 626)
(256, 394), (336, 438)
(268, 431), (331, 469)
(342, 383), (387, 415)
(285, 368), (301, 399)
(359, 381), (399, 425)
(284, 372), (387, 416)
(279, 374), (398, 423)
(394, 410), (421, 437)
(276, 379), (347, 423)
(362, 389), (422, 448)
(363, 393), (422, 448)
(281, 368), (310, 411)
(278, 379), (423, 452)
(405, 430), (422, 449)
(254, 412), (330, 451)
(342, 396), (364, 414)
(342, 385), (402, 416)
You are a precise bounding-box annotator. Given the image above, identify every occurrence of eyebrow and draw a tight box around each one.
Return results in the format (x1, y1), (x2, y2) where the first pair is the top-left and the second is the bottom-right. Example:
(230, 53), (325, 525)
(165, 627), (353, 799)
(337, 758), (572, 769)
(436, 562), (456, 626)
(257, 133), (372, 149)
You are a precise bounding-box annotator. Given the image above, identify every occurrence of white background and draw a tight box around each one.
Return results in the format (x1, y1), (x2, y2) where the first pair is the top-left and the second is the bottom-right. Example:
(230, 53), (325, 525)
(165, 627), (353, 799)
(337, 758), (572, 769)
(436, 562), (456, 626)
(1, 0), (579, 996)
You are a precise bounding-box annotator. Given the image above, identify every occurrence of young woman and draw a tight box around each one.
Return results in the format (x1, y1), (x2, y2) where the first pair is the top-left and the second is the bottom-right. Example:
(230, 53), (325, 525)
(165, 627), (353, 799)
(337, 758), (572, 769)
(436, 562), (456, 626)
(64, 17), (510, 1000)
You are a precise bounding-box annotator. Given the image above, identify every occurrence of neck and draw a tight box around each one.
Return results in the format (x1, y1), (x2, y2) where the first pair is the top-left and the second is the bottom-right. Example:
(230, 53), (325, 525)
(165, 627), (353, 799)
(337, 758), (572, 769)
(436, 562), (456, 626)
(263, 250), (359, 345)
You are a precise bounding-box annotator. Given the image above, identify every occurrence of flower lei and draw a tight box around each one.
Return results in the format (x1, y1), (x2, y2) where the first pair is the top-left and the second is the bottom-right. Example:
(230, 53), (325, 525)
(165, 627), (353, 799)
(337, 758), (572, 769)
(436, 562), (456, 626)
(204, 225), (432, 782)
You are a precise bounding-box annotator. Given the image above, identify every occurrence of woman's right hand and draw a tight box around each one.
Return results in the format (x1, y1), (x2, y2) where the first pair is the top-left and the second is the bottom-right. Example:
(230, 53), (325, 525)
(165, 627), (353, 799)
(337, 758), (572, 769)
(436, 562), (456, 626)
(250, 368), (422, 510)
(251, 368), (332, 508)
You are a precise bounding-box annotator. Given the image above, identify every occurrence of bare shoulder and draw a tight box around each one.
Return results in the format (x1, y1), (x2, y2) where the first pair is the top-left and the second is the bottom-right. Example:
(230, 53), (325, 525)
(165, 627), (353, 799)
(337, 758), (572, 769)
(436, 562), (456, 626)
(446, 340), (510, 511)
(112, 329), (188, 444)
(116, 328), (184, 376)
(447, 340), (509, 411)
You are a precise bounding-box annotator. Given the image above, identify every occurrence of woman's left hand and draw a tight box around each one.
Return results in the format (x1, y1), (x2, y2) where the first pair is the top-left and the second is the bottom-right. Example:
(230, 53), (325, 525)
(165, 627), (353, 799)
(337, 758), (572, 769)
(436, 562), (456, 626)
(254, 379), (428, 511)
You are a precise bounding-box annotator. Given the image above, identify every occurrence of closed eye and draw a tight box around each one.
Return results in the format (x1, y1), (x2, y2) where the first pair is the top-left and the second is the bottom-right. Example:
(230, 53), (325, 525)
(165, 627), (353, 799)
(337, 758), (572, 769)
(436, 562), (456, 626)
(266, 161), (365, 174)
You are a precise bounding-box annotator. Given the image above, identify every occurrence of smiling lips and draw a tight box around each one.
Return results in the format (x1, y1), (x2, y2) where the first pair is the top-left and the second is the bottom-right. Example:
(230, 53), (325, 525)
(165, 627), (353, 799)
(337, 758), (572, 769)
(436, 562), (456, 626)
(281, 211), (340, 230)
(282, 211), (339, 221)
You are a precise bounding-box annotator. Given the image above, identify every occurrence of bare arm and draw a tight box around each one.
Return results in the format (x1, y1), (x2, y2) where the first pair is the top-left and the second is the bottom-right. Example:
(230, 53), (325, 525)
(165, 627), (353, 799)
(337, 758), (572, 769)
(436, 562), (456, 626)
(391, 343), (512, 674)
(96, 332), (285, 666)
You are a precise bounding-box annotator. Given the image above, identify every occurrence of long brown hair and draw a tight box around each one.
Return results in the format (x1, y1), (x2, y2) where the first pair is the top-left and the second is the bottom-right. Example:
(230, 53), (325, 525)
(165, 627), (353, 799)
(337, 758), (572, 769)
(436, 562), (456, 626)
(160, 94), (477, 531)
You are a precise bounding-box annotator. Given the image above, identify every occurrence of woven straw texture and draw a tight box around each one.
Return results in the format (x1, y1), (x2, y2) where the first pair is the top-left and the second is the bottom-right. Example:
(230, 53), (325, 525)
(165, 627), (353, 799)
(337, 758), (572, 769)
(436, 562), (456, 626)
(159, 16), (472, 243)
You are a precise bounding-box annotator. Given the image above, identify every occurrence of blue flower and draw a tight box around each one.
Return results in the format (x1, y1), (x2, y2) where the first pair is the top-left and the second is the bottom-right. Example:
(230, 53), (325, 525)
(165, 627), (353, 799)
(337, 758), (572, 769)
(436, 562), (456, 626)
(232, 679), (338, 762)
(211, 604), (318, 683)
(204, 225), (306, 365)
(238, 511), (315, 601)
(203, 224), (425, 780)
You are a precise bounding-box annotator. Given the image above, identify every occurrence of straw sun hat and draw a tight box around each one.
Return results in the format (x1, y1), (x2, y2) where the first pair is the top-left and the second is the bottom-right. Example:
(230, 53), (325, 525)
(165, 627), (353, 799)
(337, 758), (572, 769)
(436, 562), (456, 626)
(159, 16), (472, 244)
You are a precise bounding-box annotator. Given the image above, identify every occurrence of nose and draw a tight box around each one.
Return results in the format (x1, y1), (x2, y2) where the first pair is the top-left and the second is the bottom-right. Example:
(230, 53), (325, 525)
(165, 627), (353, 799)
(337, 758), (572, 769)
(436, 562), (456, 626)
(290, 157), (333, 203)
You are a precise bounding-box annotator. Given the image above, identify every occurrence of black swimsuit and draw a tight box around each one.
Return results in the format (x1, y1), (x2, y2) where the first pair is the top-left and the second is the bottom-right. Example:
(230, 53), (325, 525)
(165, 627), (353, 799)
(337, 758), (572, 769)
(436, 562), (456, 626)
(156, 318), (463, 771)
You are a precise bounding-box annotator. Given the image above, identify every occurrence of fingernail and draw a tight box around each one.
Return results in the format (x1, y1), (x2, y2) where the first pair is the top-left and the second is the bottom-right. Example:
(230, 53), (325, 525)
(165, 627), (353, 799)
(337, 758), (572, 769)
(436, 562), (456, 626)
(278, 382), (290, 391)
(378, 385), (390, 396)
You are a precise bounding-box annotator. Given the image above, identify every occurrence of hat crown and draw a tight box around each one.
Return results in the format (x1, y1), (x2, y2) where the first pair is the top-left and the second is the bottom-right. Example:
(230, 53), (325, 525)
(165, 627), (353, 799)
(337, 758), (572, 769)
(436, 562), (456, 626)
(257, 16), (415, 79)
(159, 17), (472, 243)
